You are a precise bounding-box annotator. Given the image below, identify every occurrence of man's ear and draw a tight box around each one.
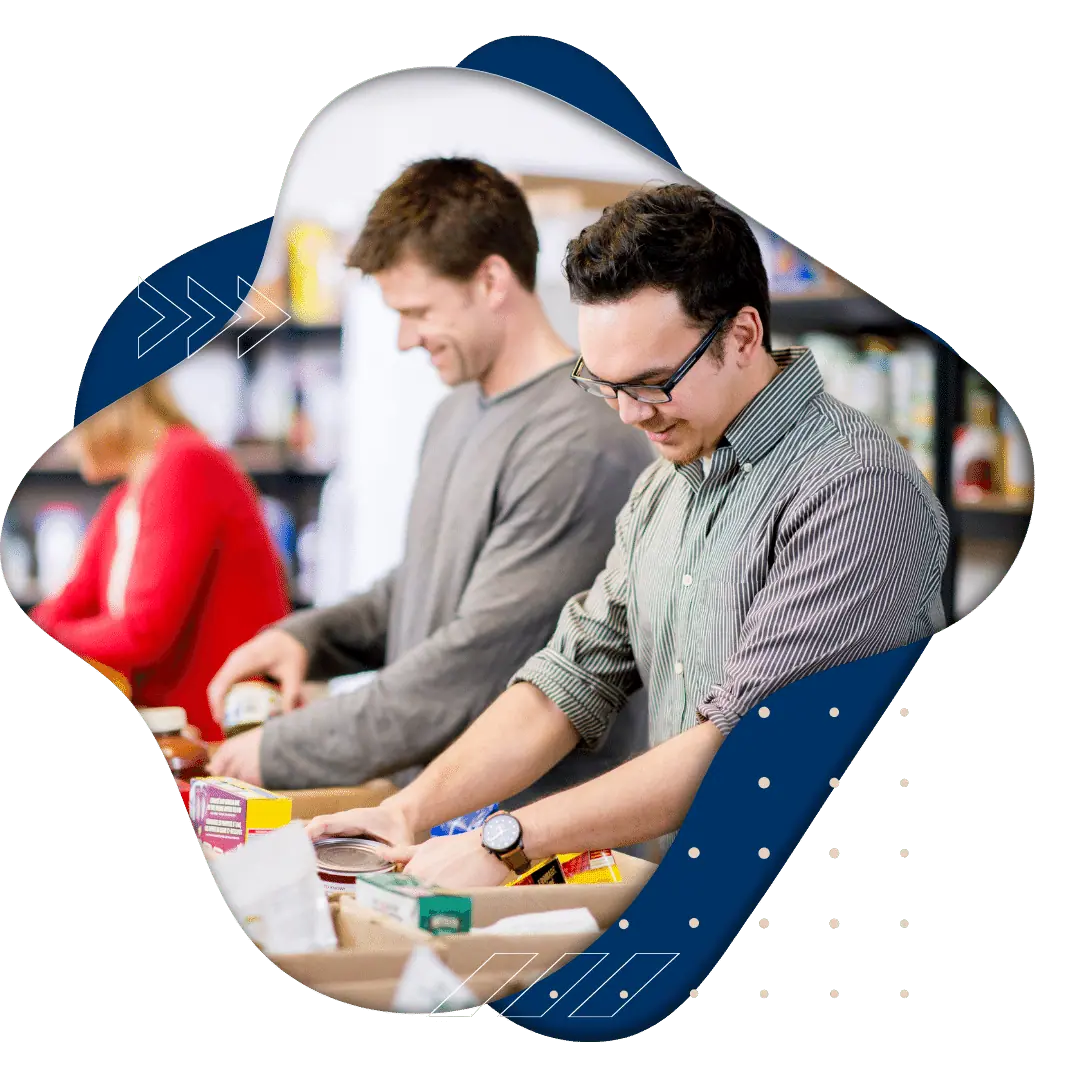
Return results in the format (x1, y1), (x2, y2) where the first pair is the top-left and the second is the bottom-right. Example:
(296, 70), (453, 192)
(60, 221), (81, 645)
(474, 254), (515, 308)
(730, 307), (764, 365)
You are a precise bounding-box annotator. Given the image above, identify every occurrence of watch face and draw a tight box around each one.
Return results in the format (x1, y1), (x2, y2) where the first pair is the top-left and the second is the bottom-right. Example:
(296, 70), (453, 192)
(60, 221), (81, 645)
(482, 813), (521, 855)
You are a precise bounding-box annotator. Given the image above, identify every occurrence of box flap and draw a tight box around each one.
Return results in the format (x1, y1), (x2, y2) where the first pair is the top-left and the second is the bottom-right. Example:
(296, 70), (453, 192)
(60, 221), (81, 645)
(277, 781), (398, 821)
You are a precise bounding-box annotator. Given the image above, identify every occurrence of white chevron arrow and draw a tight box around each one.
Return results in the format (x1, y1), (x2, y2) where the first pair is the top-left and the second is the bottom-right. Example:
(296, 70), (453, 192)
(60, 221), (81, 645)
(231, 276), (291, 358)
(186, 276), (235, 357)
(137, 279), (191, 358)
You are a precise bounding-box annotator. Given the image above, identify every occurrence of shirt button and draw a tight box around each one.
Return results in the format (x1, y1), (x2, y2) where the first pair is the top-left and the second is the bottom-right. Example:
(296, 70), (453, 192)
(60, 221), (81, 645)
(674, 661), (684, 676)
(742, 462), (753, 473)
(682, 573), (693, 587)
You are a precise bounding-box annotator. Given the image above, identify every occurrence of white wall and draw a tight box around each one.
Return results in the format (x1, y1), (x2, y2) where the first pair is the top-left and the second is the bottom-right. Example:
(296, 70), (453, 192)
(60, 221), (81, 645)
(274, 68), (686, 598)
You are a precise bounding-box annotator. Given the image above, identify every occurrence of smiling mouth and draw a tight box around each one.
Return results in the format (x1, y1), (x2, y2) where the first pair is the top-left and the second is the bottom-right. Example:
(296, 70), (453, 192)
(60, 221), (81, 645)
(643, 424), (677, 443)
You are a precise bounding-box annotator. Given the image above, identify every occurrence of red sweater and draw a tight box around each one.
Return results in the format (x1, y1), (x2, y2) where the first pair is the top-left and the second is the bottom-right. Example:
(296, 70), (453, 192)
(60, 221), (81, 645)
(32, 427), (291, 740)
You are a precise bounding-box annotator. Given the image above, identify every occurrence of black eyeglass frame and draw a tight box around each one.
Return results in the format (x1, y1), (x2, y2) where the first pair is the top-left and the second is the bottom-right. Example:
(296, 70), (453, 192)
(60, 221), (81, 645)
(570, 314), (730, 404)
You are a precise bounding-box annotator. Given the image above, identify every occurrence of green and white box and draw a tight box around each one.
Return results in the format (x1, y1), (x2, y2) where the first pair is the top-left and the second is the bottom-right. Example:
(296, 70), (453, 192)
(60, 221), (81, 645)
(352, 873), (472, 935)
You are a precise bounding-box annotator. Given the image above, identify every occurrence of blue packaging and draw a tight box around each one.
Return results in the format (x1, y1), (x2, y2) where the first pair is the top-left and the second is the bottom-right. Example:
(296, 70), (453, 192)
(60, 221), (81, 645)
(430, 803), (499, 837)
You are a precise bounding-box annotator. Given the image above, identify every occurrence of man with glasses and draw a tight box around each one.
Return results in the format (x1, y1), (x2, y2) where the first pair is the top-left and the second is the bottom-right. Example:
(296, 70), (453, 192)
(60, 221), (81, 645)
(307, 184), (950, 884)
(205, 158), (654, 799)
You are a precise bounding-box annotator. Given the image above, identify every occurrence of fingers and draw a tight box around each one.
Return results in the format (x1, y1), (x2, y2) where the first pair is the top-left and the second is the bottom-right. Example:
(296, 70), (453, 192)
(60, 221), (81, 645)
(305, 812), (364, 841)
(206, 744), (230, 777)
(380, 843), (419, 868)
(207, 648), (251, 722)
(276, 664), (304, 713)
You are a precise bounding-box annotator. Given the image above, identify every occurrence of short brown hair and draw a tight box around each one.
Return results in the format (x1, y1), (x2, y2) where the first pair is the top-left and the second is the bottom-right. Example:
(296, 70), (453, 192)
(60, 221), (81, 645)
(564, 184), (772, 351)
(348, 158), (539, 291)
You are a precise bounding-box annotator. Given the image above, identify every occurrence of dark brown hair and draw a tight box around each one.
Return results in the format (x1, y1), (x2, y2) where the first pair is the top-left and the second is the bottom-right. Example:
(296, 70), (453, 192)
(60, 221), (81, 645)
(348, 158), (539, 291)
(563, 184), (772, 350)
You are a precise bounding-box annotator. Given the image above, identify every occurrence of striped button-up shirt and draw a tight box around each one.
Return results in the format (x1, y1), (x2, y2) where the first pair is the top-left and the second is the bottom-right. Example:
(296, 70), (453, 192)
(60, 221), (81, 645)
(512, 347), (949, 748)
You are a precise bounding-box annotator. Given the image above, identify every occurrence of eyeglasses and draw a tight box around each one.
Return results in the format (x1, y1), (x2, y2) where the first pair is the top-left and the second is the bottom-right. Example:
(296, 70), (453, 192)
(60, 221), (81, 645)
(571, 315), (729, 404)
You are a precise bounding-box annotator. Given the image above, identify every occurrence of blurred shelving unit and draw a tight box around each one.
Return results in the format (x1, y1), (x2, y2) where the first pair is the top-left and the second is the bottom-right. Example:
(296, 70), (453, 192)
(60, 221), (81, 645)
(5, 314), (344, 615)
(4, 174), (1031, 629)
(770, 288), (1032, 624)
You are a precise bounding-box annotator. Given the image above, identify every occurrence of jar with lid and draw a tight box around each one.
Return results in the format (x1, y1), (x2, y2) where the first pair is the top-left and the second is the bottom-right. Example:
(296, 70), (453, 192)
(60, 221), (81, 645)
(139, 707), (209, 781)
(222, 676), (284, 737)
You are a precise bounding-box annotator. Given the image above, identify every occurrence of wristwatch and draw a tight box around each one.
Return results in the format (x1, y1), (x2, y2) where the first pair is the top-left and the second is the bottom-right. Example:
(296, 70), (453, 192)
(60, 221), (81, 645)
(480, 811), (531, 874)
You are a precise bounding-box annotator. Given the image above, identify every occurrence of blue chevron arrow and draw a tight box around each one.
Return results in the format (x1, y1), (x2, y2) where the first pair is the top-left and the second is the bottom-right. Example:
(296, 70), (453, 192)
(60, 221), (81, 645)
(137, 279), (191, 358)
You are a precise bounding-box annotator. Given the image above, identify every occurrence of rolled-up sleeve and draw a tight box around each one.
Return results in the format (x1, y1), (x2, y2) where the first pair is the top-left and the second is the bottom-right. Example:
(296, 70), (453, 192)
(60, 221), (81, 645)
(697, 468), (947, 735)
(511, 466), (655, 748)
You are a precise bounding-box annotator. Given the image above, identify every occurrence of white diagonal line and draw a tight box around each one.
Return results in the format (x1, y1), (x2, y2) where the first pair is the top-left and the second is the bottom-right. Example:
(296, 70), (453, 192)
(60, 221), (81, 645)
(233, 276), (291, 358)
(137, 278), (190, 358)
(430, 952), (538, 1018)
(497, 951), (610, 1018)
(568, 952), (680, 1018)
(186, 276), (232, 357)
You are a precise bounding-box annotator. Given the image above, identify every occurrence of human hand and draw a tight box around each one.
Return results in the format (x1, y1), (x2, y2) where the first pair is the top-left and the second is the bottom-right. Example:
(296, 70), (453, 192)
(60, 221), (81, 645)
(381, 831), (511, 889)
(305, 801), (416, 848)
(207, 628), (309, 722)
(206, 727), (264, 785)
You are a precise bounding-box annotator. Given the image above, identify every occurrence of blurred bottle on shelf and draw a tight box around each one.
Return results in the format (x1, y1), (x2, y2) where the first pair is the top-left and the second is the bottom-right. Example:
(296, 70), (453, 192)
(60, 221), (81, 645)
(953, 381), (1001, 502)
(260, 496), (296, 579)
(889, 338), (936, 487)
(752, 224), (820, 295)
(247, 342), (295, 445)
(999, 398), (1034, 504)
(167, 347), (245, 448)
(287, 383), (314, 462)
(287, 207), (354, 327)
(2, 517), (34, 602)
(855, 335), (893, 430)
(310, 468), (353, 608)
(33, 503), (86, 599)
(804, 332), (860, 407)
(295, 521), (319, 607)
(295, 346), (342, 470)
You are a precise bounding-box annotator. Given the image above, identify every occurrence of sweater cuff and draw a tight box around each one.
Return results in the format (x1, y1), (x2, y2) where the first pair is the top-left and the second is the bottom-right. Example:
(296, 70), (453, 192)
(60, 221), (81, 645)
(274, 608), (324, 654)
(510, 647), (626, 750)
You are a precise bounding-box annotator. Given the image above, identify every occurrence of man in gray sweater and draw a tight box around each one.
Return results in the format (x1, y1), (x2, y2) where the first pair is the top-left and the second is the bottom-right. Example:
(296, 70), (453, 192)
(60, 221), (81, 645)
(206, 158), (653, 804)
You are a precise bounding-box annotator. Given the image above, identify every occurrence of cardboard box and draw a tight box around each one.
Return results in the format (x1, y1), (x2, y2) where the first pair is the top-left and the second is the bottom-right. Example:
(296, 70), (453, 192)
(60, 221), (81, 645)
(272, 852), (657, 1003)
(274, 781), (398, 821)
(439, 851), (655, 986)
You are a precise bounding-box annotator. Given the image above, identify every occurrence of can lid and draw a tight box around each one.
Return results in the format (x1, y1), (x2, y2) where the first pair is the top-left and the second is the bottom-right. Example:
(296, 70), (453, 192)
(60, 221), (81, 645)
(139, 706), (188, 735)
(314, 837), (393, 874)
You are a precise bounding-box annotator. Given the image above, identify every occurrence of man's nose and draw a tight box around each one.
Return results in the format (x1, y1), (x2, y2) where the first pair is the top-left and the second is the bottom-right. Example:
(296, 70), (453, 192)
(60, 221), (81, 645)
(614, 390), (656, 426)
(397, 319), (422, 352)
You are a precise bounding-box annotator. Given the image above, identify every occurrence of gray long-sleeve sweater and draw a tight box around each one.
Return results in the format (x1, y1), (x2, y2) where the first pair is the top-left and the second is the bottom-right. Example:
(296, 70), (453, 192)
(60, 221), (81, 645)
(259, 360), (655, 807)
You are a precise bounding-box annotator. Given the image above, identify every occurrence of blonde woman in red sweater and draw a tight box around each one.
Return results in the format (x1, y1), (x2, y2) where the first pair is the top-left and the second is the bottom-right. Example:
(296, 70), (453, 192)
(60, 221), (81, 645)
(31, 377), (290, 740)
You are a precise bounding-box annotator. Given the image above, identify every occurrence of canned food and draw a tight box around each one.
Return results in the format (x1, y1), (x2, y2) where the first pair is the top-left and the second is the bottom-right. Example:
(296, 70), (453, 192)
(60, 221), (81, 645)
(314, 837), (394, 895)
(223, 678), (283, 736)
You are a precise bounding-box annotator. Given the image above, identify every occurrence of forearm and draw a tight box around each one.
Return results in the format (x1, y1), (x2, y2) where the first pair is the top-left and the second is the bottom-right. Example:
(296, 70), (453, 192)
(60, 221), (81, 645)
(515, 722), (725, 857)
(278, 572), (395, 680)
(387, 682), (580, 835)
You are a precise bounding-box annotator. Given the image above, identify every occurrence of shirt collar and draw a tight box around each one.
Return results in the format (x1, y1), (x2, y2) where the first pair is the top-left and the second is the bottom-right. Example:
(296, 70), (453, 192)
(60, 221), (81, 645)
(675, 347), (823, 485)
